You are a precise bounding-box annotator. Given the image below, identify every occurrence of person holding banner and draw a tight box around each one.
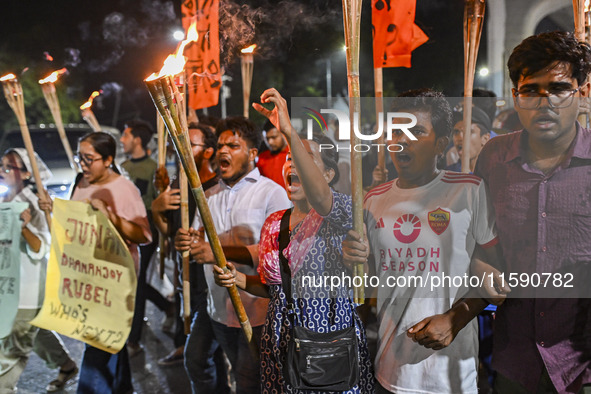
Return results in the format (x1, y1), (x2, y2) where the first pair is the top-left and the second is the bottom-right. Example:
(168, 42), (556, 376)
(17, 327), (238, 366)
(69, 131), (151, 394)
(0, 149), (52, 390)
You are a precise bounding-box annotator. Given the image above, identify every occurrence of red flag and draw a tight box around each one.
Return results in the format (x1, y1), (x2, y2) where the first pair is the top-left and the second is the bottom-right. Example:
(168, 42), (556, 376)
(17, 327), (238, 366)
(372, 0), (428, 68)
(182, 0), (221, 110)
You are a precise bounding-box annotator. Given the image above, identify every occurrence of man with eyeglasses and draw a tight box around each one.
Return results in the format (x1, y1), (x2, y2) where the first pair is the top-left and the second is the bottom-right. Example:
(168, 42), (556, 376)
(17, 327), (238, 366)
(474, 31), (591, 393)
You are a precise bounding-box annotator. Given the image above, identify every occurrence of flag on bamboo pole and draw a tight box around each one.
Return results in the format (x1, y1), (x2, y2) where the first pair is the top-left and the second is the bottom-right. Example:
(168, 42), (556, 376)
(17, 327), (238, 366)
(372, 0), (428, 68)
(182, 0), (221, 109)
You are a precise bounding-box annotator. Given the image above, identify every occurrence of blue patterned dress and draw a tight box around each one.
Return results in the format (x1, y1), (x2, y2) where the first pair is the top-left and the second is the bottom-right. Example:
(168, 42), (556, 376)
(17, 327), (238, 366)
(257, 191), (375, 394)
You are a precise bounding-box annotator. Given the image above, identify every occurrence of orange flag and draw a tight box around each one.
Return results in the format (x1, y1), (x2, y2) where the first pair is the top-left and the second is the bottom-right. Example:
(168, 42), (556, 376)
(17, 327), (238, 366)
(182, 0), (221, 110)
(372, 0), (428, 68)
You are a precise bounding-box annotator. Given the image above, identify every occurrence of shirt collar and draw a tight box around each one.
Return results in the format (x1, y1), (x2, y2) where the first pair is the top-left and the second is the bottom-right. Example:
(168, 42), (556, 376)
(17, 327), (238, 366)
(219, 167), (261, 190)
(505, 122), (591, 163)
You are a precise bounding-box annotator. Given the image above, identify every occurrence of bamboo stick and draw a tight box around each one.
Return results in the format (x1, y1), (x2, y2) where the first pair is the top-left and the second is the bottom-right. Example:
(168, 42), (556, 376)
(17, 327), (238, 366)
(80, 91), (101, 132)
(179, 166), (191, 334)
(39, 70), (78, 172)
(145, 75), (254, 348)
(462, 0), (485, 174)
(342, 0), (365, 303)
(574, 0), (589, 126)
(374, 67), (385, 171)
(156, 114), (169, 281)
(1, 75), (52, 228)
(241, 45), (256, 119)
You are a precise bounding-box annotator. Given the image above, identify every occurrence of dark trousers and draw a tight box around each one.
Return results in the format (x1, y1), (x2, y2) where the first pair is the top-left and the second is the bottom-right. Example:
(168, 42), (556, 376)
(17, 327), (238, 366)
(77, 345), (132, 394)
(129, 218), (171, 343)
(494, 371), (591, 394)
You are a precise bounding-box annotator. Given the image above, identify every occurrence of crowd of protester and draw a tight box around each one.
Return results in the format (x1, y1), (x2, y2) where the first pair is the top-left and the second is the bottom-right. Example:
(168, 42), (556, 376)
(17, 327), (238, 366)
(0, 30), (590, 394)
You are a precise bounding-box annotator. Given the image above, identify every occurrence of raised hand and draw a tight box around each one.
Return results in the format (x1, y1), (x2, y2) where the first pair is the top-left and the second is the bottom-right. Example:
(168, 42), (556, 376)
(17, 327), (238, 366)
(252, 88), (294, 140)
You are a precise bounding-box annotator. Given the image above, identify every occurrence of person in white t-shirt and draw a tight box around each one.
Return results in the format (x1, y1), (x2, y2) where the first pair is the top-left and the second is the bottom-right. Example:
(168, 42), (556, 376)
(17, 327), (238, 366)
(344, 89), (508, 393)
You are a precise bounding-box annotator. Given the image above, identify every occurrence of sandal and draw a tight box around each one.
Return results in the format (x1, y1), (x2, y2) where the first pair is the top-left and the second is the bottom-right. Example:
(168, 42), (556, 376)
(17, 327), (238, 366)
(46, 366), (79, 392)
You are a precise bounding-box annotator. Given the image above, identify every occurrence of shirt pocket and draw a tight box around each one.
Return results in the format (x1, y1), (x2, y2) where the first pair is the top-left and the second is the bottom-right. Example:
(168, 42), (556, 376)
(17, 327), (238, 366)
(570, 213), (591, 262)
(230, 208), (265, 245)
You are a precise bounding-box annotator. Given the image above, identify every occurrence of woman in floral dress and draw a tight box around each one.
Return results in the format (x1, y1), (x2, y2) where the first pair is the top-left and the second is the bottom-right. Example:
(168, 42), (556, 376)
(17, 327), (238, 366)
(214, 88), (374, 393)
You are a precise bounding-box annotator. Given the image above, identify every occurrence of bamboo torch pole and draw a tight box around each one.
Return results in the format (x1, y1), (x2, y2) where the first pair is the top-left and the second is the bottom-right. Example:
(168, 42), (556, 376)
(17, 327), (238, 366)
(1, 74), (52, 228)
(80, 91), (102, 132)
(173, 74), (193, 334)
(39, 69), (78, 172)
(342, 0), (365, 303)
(574, 0), (589, 127)
(156, 115), (169, 281)
(179, 166), (191, 334)
(240, 45), (256, 118)
(461, 0), (485, 174)
(374, 67), (385, 171)
(145, 75), (254, 348)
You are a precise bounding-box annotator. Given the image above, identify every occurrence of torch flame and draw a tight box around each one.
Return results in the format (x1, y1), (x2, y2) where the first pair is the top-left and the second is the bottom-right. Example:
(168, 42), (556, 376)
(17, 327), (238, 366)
(80, 91), (101, 110)
(241, 44), (257, 54)
(145, 19), (198, 80)
(0, 73), (16, 82)
(38, 68), (68, 84)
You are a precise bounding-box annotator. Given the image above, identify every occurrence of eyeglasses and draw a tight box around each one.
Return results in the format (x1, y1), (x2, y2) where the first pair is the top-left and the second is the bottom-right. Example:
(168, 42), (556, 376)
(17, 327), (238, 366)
(0, 164), (26, 174)
(74, 153), (103, 166)
(514, 86), (582, 110)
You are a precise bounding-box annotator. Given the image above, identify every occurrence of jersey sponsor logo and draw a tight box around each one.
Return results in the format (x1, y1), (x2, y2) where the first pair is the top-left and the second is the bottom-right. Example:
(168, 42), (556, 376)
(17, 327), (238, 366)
(428, 207), (450, 235)
(375, 217), (385, 229)
(393, 214), (421, 243)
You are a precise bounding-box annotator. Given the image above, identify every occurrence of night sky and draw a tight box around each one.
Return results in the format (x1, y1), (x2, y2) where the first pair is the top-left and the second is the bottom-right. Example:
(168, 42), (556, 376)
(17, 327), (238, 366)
(0, 0), (475, 131)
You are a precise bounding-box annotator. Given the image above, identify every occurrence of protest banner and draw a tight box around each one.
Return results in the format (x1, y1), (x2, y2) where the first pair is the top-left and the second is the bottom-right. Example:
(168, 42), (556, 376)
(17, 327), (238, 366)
(0, 202), (27, 338)
(31, 199), (136, 354)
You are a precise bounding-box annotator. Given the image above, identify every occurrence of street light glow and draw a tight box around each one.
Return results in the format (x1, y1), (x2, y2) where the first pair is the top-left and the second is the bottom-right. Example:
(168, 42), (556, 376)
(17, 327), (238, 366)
(173, 30), (185, 41)
(479, 67), (489, 77)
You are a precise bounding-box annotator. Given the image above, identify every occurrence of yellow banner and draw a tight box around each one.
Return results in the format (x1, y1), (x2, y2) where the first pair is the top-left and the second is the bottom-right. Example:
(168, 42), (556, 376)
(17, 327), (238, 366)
(31, 199), (136, 354)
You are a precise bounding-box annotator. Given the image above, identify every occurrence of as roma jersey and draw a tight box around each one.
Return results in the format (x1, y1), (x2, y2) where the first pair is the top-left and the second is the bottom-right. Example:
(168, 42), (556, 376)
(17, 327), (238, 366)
(364, 170), (497, 393)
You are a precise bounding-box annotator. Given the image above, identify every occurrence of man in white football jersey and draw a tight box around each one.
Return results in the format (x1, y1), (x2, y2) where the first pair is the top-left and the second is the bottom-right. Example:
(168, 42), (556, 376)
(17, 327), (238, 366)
(345, 89), (506, 393)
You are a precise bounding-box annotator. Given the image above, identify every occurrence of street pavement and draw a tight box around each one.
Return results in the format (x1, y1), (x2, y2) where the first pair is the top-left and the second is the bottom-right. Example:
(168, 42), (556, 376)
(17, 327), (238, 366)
(17, 300), (191, 394)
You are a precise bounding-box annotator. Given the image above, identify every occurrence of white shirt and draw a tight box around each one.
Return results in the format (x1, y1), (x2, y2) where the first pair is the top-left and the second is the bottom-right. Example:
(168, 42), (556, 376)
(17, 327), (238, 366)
(364, 171), (497, 393)
(192, 168), (291, 327)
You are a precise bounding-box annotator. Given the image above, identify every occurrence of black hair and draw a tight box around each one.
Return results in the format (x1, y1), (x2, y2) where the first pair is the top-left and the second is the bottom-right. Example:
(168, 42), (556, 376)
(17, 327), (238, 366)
(125, 119), (154, 150)
(196, 114), (220, 129)
(309, 132), (340, 187)
(188, 122), (218, 157)
(215, 116), (262, 151)
(391, 88), (453, 139)
(452, 106), (491, 137)
(263, 119), (276, 132)
(508, 31), (591, 88)
(472, 88), (498, 121)
(79, 132), (120, 174)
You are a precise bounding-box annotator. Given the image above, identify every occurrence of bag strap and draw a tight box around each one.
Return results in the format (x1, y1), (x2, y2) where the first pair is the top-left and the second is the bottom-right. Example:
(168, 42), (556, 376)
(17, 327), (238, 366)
(278, 209), (294, 311)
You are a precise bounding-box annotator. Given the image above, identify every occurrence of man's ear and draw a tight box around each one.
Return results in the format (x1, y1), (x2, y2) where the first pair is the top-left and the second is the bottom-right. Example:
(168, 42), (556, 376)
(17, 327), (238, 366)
(436, 136), (449, 155)
(480, 133), (491, 146)
(580, 81), (590, 97)
(248, 148), (258, 163)
(203, 147), (214, 160)
(512, 87), (518, 110)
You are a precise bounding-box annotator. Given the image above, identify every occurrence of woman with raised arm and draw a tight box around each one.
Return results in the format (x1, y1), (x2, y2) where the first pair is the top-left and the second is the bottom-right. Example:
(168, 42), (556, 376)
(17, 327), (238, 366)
(213, 88), (374, 393)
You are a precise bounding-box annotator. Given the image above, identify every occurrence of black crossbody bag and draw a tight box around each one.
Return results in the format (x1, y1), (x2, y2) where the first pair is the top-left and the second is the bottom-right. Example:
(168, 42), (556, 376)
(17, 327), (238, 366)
(278, 209), (360, 391)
